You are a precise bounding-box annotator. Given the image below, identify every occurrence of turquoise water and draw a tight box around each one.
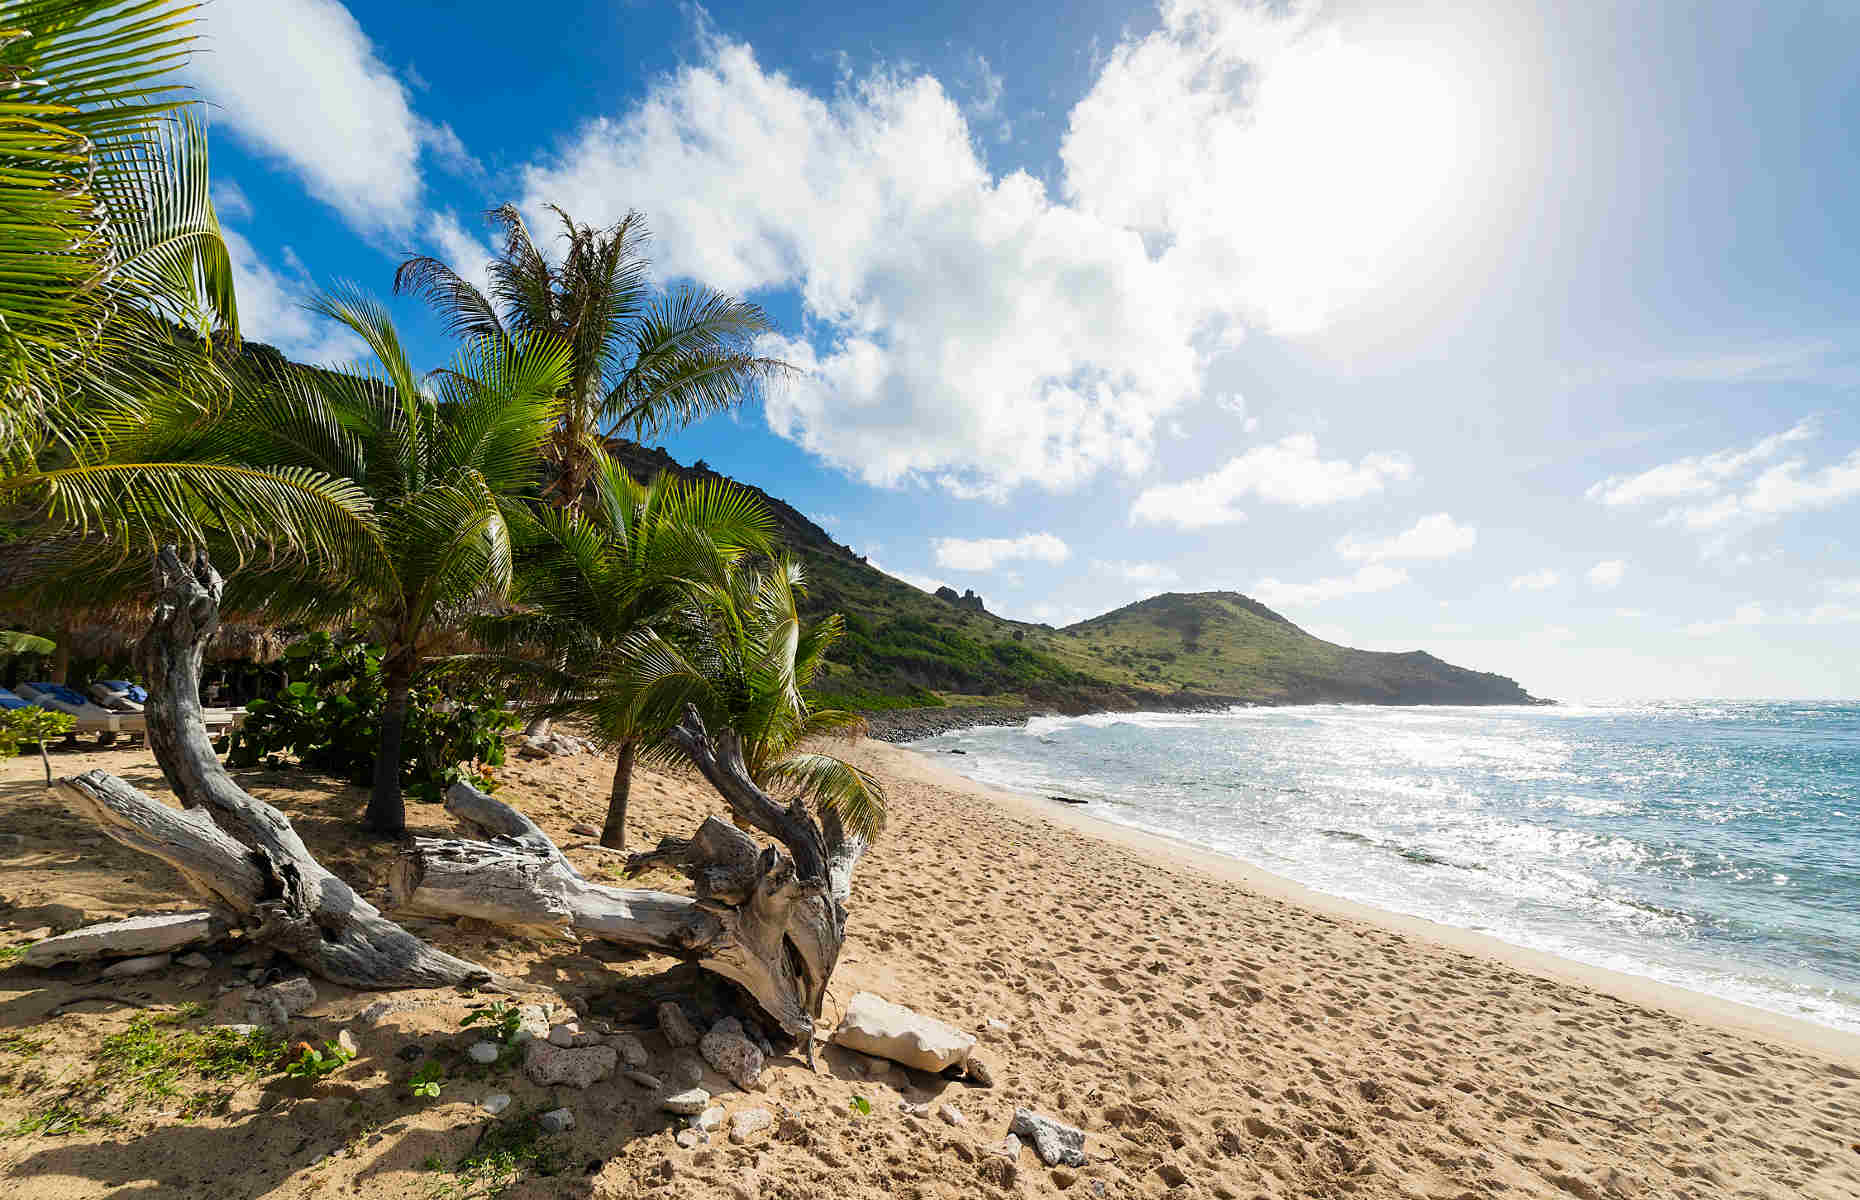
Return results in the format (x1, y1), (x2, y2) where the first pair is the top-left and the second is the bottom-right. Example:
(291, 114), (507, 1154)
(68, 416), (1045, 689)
(911, 701), (1860, 1033)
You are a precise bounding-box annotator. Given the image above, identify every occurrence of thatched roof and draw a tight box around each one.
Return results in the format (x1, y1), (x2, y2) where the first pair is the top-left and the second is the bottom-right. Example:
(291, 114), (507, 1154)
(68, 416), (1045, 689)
(52, 621), (291, 665)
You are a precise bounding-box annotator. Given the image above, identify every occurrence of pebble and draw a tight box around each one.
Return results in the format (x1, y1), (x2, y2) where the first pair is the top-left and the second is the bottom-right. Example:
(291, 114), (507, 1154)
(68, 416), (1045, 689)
(538, 1108), (575, 1135)
(622, 1070), (664, 1090)
(695, 1106), (726, 1132)
(524, 1039), (618, 1088)
(568, 823), (600, 837)
(699, 1023), (764, 1090)
(467, 1041), (500, 1064)
(548, 1022), (581, 1048)
(607, 1033), (649, 1068)
(335, 1029), (359, 1057)
(1051, 1167), (1077, 1189)
(100, 953), (171, 979)
(483, 1093), (511, 1115)
(898, 1101), (930, 1117)
(1009, 1108), (1088, 1168)
(729, 1108), (773, 1144)
(938, 1104), (966, 1127)
(675, 1128), (705, 1149)
(176, 951), (213, 969)
(661, 1087), (711, 1115)
(964, 1056), (996, 1087)
(658, 1002), (699, 1047)
(997, 1133), (1023, 1159)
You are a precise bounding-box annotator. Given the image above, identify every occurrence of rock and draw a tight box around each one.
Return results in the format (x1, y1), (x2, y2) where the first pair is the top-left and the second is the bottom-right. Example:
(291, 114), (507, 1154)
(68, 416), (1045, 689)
(176, 951), (213, 969)
(22, 912), (217, 967)
(675, 1128), (704, 1149)
(548, 1022), (581, 1048)
(964, 1056), (996, 1087)
(568, 823), (599, 838)
(524, 1039), (617, 1089)
(727, 1172), (760, 1200)
(622, 1070), (664, 1090)
(830, 992), (974, 1074)
(258, 977), (316, 1015)
(1052, 1166), (1078, 1189)
(606, 1033), (649, 1068)
(538, 1107), (575, 1134)
(100, 953), (171, 979)
(357, 996), (427, 1027)
(1155, 1162), (1188, 1188)
(729, 1108), (772, 1144)
(669, 1051), (705, 1089)
(467, 1041), (501, 1065)
(996, 1134), (1023, 1160)
(1010, 1108), (1088, 1168)
(938, 1104), (966, 1127)
(335, 1029), (359, 1058)
(699, 1023), (764, 1090)
(695, 1106), (726, 1132)
(483, 1093), (511, 1115)
(658, 1002), (699, 1048)
(397, 1044), (425, 1062)
(661, 1087), (710, 1115)
(984, 1017), (1012, 1035)
(898, 1101), (930, 1117)
(514, 1003), (552, 1044)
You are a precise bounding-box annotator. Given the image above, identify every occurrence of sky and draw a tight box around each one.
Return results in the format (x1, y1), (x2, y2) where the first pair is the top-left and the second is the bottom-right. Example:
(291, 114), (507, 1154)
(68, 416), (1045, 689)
(187, 0), (1860, 702)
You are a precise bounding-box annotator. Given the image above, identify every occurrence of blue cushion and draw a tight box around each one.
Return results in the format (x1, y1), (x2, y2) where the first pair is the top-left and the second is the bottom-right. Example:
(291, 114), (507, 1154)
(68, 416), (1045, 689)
(26, 682), (89, 708)
(0, 690), (30, 710)
(102, 680), (148, 703)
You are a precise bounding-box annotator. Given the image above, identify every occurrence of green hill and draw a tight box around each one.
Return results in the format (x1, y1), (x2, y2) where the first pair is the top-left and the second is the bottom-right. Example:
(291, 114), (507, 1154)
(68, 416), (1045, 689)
(607, 441), (1542, 711)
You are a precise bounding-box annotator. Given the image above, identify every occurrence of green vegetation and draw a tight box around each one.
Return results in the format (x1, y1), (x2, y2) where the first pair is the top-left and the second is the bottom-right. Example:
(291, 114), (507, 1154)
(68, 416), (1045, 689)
(459, 1001), (524, 1046)
(424, 1110), (563, 1199)
(409, 1061), (445, 1098)
(0, 705), (72, 784)
(281, 1040), (355, 1082)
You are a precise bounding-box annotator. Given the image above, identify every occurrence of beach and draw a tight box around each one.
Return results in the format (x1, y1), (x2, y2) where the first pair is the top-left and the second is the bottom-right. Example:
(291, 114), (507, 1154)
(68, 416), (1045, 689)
(3, 736), (1858, 1199)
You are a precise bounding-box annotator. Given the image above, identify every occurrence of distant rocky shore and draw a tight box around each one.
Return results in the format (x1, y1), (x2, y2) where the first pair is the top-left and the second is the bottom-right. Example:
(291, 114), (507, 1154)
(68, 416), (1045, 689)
(863, 705), (1046, 743)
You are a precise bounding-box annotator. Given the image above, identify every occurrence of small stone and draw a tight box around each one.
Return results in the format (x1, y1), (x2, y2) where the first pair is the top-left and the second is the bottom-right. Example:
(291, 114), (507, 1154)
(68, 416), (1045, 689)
(658, 1002), (699, 1047)
(100, 953), (171, 979)
(997, 1134), (1023, 1159)
(513, 1003), (551, 1044)
(622, 1070), (663, 1090)
(669, 1051), (705, 1089)
(1052, 1166), (1078, 1189)
(1155, 1162), (1188, 1188)
(984, 1017), (1012, 1034)
(661, 1087), (710, 1115)
(335, 1029), (359, 1057)
(538, 1107), (575, 1134)
(729, 1108), (773, 1144)
(467, 1041), (501, 1064)
(483, 1093), (511, 1115)
(548, 1022), (581, 1048)
(606, 1033), (649, 1068)
(675, 1128), (704, 1149)
(397, 1044), (425, 1062)
(1010, 1108), (1088, 1168)
(568, 823), (600, 837)
(176, 951), (213, 969)
(699, 1025), (764, 1090)
(524, 1039), (617, 1088)
(938, 1103), (966, 1127)
(263, 977), (318, 1015)
(1089, 1180), (1107, 1197)
(898, 1101), (930, 1117)
(695, 1106), (726, 1131)
(964, 1056), (996, 1088)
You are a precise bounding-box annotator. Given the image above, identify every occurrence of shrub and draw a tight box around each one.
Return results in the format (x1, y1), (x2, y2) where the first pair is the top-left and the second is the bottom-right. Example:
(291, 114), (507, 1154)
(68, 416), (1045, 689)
(228, 633), (517, 803)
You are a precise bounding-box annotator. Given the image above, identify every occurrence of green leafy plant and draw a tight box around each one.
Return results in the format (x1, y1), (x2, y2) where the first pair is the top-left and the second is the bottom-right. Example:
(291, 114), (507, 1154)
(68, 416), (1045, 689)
(228, 632), (517, 804)
(282, 1040), (355, 1082)
(849, 1094), (871, 1116)
(409, 1061), (445, 1098)
(0, 706), (76, 785)
(460, 1001), (524, 1046)
(425, 1108), (562, 1198)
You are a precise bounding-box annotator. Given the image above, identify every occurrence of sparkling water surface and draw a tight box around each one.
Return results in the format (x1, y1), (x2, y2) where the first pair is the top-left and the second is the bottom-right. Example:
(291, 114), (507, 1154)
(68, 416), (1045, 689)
(910, 701), (1860, 1033)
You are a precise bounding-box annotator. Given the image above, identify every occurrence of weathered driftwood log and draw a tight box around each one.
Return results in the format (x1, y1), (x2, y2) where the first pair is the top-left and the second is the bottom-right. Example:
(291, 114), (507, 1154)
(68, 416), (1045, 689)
(21, 911), (227, 968)
(53, 547), (494, 990)
(394, 720), (868, 1046)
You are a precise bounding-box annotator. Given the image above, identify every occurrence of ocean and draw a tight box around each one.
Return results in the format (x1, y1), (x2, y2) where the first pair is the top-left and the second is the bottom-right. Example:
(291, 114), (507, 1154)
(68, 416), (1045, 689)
(908, 701), (1860, 1033)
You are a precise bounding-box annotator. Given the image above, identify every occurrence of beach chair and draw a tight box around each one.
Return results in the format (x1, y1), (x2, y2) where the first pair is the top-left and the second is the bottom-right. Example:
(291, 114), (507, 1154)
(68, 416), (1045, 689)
(17, 682), (121, 743)
(89, 680), (147, 713)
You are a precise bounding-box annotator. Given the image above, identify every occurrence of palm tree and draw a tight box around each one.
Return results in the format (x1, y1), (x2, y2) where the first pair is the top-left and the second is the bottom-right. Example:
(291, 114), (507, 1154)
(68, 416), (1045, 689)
(187, 286), (571, 834)
(459, 453), (775, 849)
(0, 1), (382, 566)
(394, 205), (789, 510)
(606, 551), (887, 852)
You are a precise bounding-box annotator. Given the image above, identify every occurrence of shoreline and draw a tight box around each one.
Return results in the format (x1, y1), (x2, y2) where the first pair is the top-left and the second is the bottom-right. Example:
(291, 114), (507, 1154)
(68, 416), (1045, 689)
(864, 739), (1860, 1067)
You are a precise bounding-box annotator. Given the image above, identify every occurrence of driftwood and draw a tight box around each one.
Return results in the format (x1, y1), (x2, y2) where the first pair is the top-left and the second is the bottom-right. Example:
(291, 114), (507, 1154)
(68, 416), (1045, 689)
(21, 911), (225, 968)
(52, 548), (494, 990)
(394, 706), (868, 1046)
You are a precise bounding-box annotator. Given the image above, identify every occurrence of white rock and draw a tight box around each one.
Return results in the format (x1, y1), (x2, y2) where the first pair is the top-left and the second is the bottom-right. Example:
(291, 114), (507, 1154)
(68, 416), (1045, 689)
(467, 1041), (501, 1064)
(938, 1103), (966, 1127)
(830, 992), (975, 1074)
(514, 1003), (551, 1044)
(997, 1133), (1023, 1160)
(661, 1087), (710, 1115)
(695, 1106), (726, 1132)
(568, 823), (599, 838)
(898, 1101), (930, 1117)
(729, 1108), (773, 1144)
(548, 1022), (580, 1048)
(675, 1128), (704, 1149)
(100, 953), (171, 979)
(538, 1107), (575, 1134)
(1009, 1108), (1088, 1168)
(524, 1039), (617, 1088)
(336, 1029), (359, 1057)
(483, 1093), (511, 1115)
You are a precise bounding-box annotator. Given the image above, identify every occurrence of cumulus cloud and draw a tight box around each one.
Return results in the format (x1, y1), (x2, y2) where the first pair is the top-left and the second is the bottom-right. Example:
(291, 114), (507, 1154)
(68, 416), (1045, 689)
(190, 0), (462, 234)
(516, 4), (1456, 499)
(1130, 434), (1412, 528)
(1508, 569), (1558, 591)
(1587, 559), (1627, 591)
(1586, 421), (1812, 505)
(932, 532), (1070, 571)
(223, 230), (364, 365)
(1336, 513), (1475, 562)
(1251, 563), (1408, 609)
(1093, 560), (1180, 586)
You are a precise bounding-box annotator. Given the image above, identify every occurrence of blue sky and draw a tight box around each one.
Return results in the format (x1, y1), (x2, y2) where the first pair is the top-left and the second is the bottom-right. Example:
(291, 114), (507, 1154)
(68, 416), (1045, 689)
(189, 1), (1860, 701)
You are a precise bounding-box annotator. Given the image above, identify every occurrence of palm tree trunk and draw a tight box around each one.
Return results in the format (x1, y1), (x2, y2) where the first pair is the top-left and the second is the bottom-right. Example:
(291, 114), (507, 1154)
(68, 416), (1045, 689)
(366, 654), (415, 835)
(600, 739), (636, 850)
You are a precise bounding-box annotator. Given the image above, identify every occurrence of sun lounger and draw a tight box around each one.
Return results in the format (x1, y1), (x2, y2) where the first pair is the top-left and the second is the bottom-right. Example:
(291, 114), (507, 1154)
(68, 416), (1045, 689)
(90, 680), (147, 713)
(17, 682), (121, 741)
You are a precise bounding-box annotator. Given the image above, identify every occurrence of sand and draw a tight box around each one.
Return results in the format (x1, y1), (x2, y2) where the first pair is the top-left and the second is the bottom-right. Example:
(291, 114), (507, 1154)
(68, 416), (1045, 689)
(2, 734), (1858, 1199)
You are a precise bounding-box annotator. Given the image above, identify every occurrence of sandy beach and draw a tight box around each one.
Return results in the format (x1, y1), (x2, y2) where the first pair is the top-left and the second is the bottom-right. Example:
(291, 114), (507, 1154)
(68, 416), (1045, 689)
(3, 735), (1858, 1199)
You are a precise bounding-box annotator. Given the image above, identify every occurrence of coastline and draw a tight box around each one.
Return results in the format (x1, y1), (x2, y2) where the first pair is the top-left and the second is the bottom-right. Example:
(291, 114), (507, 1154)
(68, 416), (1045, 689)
(865, 739), (1860, 1066)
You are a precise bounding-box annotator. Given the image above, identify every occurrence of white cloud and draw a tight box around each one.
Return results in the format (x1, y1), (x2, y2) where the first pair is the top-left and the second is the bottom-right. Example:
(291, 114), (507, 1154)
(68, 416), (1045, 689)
(932, 532), (1070, 571)
(1508, 569), (1558, 591)
(1587, 559), (1627, 591)
(1093, 560), (1180, 586)
(223, 229), (363, 365)
(870, 560), (946, 595)
(1336, 513), (1475, 562)
(1587, 421), (1812, 506)
(1251, 563), (1408, 609)
(1687, 599), (1860, 636)
(1131, 434), (1411, 528)
(423, 211), (497, 296)
(516, 5), (1474, 499)
(190, 0), (459, 234)
(212, 179), (253, 222)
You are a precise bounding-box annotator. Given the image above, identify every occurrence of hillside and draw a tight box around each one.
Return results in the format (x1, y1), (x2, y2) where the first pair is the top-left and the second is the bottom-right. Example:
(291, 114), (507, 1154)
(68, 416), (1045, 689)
(607, 441), (1542, 711)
